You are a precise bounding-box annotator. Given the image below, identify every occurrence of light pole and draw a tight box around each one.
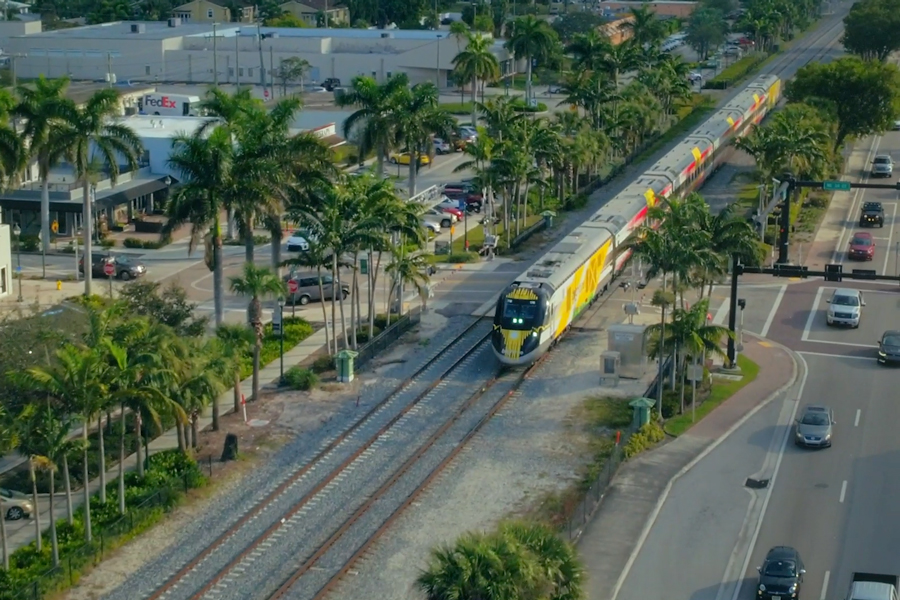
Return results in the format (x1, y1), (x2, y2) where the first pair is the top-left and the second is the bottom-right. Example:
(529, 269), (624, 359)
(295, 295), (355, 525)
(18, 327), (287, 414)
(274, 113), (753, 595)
(12, 224), (22, 302)
(275, 299), (285, 384)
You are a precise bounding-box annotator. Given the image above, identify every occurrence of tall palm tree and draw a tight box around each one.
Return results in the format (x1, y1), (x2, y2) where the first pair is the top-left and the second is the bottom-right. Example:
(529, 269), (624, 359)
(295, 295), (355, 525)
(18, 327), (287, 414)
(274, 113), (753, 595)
(452, 32), (501, 125)
(229, 263), (286, 401)
(336, 74), (409, 178)
(386, 251), (431, 314)
(281, 236), (336, 353)
(698, 204), (762, 297)
(165, 127), (235, 326)
(506, 16), (560, 105)
(54, 89), (144, 297)
(171, 338), (227, 449)
(389, 82), (457, 196)
(16, 404), (47, 553)
(14, 76), (71, 253)
(625, 5), (667, 48)
(0, 402), (18, 569)
(216, 323), (256, 418)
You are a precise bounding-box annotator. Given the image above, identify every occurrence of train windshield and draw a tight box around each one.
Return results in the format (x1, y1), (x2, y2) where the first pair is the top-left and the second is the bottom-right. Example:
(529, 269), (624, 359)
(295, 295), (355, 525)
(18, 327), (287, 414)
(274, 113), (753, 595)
(501, 299), (539, 329)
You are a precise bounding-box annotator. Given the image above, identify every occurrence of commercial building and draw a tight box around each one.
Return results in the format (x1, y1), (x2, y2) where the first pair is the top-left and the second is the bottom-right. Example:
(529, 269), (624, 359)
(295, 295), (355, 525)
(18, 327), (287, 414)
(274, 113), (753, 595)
(278, 0), (349, 27)
(4, 20), (518, 89)
(0, 224), (11, 300)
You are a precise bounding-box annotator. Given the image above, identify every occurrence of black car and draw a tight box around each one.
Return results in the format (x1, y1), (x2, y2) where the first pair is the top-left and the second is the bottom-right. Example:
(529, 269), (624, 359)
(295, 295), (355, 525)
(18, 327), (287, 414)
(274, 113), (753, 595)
(79, 255), (147, 280)
(878, 330), (900, 365)
(757, 546), (805, 600)
(322, 78), (341, 91)
(860, 201), (885, 227)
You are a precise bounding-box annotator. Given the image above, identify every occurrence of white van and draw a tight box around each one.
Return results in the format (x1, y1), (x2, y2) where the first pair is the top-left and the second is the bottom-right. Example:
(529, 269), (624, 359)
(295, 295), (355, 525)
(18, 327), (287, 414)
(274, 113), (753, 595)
(139, 93), (203, 117)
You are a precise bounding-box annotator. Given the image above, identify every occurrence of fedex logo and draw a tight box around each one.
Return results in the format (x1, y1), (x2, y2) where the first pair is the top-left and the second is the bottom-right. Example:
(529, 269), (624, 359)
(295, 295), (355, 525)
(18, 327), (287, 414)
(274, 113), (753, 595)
(144, 96), (178, 108)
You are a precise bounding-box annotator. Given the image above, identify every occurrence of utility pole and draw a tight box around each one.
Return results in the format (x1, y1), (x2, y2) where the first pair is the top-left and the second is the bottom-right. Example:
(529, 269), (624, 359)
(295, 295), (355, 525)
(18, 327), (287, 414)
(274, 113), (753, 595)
(269, 46), (274, 99)
(778, 177), (795, 265)
(256, 21), (266, 89)
(324, 0), (329, 27)
(106, 52), (112, 88)
(235, 33), (240, 86)
(212, 22), (218, 87)
(10, 54), (18, 89)
(188, 54), (193, 83)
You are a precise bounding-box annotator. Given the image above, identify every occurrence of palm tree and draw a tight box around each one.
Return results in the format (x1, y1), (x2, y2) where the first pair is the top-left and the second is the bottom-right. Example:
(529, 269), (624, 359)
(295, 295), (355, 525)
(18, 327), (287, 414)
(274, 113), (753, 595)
(625, 5), (667, 48)
(698, 204), (762, 297)
(281, 237), (336, 353)
(336, 74), (409, 178)
(53, 89), (144, 297)
(16, 404), (47, 554)
(215, 323), (255, 418)
(499, 520), (584, 600)
(13, 345), (108, 543)
(0, 402), (18, 568)
(229, 263), (286, 401)
(165, 127), (235, 326)
(14, 76), (71, 253)
(171, 339), (226, 449)
(386, 251), (432, 314)
(389, 82), (457, 196)
(506, 16), (560, 105)
(452, 32), (501, 125)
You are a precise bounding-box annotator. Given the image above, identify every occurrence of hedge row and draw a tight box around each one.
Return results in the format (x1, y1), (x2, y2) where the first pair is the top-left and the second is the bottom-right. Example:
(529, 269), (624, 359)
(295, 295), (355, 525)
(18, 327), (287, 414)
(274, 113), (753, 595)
(703, 53), (767, 89)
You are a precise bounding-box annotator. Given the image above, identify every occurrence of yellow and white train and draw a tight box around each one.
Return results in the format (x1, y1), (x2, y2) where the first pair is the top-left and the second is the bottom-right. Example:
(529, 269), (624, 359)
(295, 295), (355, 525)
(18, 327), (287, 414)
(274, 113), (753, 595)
(491, 74), (782, 366)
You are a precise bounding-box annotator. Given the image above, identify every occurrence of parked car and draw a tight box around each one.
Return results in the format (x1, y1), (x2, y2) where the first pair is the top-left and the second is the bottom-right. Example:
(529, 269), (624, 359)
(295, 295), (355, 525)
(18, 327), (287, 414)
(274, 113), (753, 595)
(688, 72), (703, 83)
(420, 215), (443, 234)
(425, 207), (456, 228)
(390, 152), (430, 166)
(283, 273), (349, 305)
(0, 490), (32, 521)
(286, 230), (317, 252)
(847, 231), (875, 261)
(443, 183), (484, 212)
(436, 198), (465, 219)
(79, 255), (147, 280)
(322, 78), (341, 91)
(433, 137), (453, 154)
(457, 126), (478, 142)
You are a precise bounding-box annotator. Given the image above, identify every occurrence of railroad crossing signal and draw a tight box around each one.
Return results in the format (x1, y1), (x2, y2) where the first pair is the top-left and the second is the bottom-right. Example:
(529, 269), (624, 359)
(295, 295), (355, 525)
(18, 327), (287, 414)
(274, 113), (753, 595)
(51, 220), (58, 234)
(287, 279), (299, 294)
(103, 262), (115, 277)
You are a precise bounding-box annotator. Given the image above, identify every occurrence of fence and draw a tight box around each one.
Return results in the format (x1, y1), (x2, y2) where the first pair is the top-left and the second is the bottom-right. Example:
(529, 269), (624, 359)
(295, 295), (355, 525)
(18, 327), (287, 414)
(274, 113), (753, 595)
(7, 458), (215, 600)
(354, 306), (423, 370)
(559, 353), (674, 543)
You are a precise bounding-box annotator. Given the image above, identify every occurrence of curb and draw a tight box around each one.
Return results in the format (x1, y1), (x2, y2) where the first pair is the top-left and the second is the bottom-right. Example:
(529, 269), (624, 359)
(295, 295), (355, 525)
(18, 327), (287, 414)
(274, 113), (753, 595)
(607, 334), (801, 600)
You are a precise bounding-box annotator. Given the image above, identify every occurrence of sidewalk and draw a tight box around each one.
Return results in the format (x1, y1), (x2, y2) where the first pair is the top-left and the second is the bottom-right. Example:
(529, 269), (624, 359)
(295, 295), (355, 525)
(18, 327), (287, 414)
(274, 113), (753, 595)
(577, 334), (800, 600)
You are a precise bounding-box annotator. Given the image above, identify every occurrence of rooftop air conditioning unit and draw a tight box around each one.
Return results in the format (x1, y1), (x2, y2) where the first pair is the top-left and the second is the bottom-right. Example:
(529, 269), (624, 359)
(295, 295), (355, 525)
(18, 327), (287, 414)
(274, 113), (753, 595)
(168, 17), (181, 27)
(131, 23), (145, 34)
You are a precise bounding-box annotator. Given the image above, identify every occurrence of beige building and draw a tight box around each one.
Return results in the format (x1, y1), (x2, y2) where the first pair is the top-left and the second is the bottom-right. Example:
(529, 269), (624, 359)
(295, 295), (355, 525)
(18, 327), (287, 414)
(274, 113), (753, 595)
(172, 0), (257, 23)
(278, 0), (349, 27)
(0, 224), (10, 300)
(4, 22), (518, 89)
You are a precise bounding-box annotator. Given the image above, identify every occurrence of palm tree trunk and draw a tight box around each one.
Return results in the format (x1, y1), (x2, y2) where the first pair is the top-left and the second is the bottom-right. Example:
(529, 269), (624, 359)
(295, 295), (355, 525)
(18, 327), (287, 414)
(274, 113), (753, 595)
(350, 258), (358, 350)
(82, 426), (92, 543)
(232, 370), (241, 414)
(408, 155), (417, 197)
(336, 255), (350, 350)
(368, 249), (377, 340)
(176, 418), (185, 452)
(41, 174), (51, 254)
(49, 469), (58, 568)
(97, 414), (106, 504)
(213, 218), (225, 326)
(29, 458), (41, 552)
(244, 216), (255, 264)
(82, 180), (94, 296)
(135, 413), (144, 479)
(470, 77), (477, 129)
(227, 208), (235, 240)
(376, 142), (386, 179)
(62, 454), (73, 523)
(191, 413), (199, 449)
(271, 220), (283, 279)
(252, 337), (261, 401)
(316, 264), (331, 355)
(118, 406), (126, 514)
(525, 53), (533, 105)
(330, 258), (339, 352)
(183, 421), (192, 450)
(0, 493), (6, 570)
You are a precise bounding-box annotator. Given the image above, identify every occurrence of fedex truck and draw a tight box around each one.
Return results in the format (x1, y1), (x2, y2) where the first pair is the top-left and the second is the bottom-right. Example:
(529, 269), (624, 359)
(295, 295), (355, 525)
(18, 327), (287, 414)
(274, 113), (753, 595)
(139, 93), (203, 117)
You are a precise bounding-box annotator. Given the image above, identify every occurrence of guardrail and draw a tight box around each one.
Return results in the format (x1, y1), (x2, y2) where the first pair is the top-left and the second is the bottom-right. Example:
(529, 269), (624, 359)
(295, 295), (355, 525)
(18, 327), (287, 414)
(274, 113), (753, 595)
(409, 185), (442, 206)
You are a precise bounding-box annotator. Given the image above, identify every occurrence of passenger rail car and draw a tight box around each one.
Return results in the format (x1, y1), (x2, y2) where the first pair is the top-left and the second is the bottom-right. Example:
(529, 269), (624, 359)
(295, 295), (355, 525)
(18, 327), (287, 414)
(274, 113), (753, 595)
(492, 74), (782, 365)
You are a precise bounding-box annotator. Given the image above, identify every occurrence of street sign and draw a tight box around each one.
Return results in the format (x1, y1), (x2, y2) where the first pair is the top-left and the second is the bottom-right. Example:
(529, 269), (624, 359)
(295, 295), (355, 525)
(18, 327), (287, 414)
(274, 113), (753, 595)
(272, 304), (283, 336)
(103, 262), (115, 277)
(823, 180), (851, 191)
(51, 220), (58, 234)
(287, 279), (299, 294)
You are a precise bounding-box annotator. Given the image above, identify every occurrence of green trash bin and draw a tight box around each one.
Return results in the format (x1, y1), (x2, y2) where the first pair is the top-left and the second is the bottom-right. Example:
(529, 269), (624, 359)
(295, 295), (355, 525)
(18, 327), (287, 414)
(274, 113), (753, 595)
(335, 350), (359, 383)
(360, 257), (368, 275)
(629, 397), (656, 429)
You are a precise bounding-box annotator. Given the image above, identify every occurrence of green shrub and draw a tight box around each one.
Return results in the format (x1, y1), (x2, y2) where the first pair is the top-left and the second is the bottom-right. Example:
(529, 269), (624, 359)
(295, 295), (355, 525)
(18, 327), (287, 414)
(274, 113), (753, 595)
(224, 235), (270, 247)
(99, 238), (116, 249)
(123, 237), (169, 249)
(373, 313), (401, 330)
(623, 422), (666, 459)
(284, 366), (319, 390)
(17, 234), (39, 252)
(446, 251), (479, 264)
(562, 193), (589, 211)
(239, 317), (314, 379)
(661, 391), (680, 419)
(311, 354), (335, 373)
(704, 53), (766, 89)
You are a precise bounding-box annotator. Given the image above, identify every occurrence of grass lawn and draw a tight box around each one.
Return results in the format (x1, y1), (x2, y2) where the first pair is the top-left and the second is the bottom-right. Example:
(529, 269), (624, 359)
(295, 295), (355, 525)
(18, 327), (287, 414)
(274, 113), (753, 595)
(664, 354), (760, 437)
(450, 214), (544, 253)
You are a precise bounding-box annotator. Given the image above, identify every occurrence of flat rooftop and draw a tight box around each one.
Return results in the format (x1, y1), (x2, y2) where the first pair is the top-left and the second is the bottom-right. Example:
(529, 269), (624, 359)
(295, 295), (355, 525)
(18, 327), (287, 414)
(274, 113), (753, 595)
(234, 26), (451, 41)
(17, 20), (224, 40)
(116, 115), (220, 138)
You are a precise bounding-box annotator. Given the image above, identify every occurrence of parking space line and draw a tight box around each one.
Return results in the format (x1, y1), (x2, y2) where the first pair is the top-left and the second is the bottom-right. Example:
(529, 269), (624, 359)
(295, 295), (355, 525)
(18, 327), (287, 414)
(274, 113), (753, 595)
(820, 571), (830, 600)
(882, 202), (898, 276)
(759, 285), (786, 338)
(798, 351), (876, 361)
(840, 481), (848, 503)
(855, 409), (861, 427)
(801, 287), (825, 341)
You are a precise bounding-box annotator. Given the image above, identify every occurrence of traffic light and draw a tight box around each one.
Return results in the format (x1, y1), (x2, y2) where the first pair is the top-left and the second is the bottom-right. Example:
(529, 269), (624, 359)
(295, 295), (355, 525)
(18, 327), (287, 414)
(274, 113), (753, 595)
(825, 264), (842, 282)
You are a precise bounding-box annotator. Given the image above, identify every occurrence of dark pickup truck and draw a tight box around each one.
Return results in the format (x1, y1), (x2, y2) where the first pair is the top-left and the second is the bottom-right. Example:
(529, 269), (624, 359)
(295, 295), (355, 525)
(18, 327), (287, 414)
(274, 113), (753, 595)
(860, 201), (885, 228)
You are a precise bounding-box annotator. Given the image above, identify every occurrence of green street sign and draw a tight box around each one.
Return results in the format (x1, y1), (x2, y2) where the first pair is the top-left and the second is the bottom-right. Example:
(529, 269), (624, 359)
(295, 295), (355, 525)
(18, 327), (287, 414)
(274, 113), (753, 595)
(823, 180), (851, 191)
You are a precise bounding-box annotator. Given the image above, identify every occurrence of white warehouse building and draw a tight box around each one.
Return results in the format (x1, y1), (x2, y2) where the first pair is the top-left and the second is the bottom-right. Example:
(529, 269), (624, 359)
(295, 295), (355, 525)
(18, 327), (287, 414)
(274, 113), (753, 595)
(4, 20), (519, 89)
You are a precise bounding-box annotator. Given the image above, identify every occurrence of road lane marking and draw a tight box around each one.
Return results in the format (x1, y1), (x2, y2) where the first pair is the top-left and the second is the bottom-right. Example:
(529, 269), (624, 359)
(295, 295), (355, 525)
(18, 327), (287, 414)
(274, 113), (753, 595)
(760, 285), (786, 338)
(834, 136), (881, 265)
(713, 297), (730, 325)
(855, 409), (861, 427)
(821, 571), (830, 600)
(802, 338), (878, 349)
(728, 354), (809, 600)
(802, 287), (826, 342)
(882, 201), (897, 276)
(840, 480), (847, 503)
(798, 350), (876, 361)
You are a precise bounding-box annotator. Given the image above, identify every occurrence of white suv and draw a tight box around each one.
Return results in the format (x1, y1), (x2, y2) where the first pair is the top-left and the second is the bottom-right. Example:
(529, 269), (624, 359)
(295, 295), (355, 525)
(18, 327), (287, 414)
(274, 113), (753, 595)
(826, 288), (865, 328)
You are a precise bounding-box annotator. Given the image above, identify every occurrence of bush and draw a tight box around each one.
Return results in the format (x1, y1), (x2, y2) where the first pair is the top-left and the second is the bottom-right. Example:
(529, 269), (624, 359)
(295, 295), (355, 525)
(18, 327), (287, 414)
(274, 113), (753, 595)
(623, 422), (666, 459)
(562, 193), (589, 211)
(239, 317), (314, 379)
(17, 234), (39, 252)
(661, 390), (680, 419)
(447, 252), (479, 263)
(99, 238), (116, 249)
(284, 366), (319, 390)
(311, 354), (335, 373)
(224, 235), (270, 247)
(373, 313), (401, 330)
(704, 53), (766, 89)
(123, 237), (169, 249)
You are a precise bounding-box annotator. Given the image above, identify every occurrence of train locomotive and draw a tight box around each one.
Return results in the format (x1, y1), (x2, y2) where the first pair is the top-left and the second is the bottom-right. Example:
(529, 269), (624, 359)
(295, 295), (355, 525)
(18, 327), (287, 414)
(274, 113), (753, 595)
(491, 74), (782, 366)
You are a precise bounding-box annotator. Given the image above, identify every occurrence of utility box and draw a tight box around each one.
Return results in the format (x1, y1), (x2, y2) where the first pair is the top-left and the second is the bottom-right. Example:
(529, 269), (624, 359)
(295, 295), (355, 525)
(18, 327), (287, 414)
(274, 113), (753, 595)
(607, 323), (648, 379)
(335, 350), (359, 383)
(629, 397), (656, 429)
(600, 351), (620, 387)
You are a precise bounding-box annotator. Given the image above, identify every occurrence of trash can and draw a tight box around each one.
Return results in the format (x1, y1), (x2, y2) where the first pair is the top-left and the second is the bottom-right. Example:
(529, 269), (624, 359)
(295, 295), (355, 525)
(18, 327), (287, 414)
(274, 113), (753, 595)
(629, 397), (656, 429)
(360, 257), (368, 275)
(335, 350), (359, 383)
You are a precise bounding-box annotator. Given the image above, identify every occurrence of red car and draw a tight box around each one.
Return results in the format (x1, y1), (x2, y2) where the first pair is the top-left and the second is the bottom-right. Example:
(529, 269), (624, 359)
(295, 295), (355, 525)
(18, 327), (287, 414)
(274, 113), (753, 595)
(848, 231), (875, 260)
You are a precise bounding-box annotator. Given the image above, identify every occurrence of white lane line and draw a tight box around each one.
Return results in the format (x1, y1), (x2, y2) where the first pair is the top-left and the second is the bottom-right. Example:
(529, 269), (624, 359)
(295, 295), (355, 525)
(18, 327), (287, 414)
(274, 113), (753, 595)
(840, 480), (848, 503)
(760, 285), (787, 338)
(821, 571), (831, 600)
(803, 339), (878, 349)
(819, 285), (899, 295)
(834, 137), (881, 265)
(798, 350), (877, 361)
(802, 287), (826, 342)
(882, 202), (897, 276)
(713, 297), (730, 325)
(855, 409), (861, 427)
(729, 354), (809, 600)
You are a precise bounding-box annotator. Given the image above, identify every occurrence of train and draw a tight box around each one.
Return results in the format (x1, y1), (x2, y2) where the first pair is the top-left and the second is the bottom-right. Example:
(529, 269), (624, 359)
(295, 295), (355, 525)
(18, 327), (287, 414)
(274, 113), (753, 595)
(491, 74), (783, 366)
